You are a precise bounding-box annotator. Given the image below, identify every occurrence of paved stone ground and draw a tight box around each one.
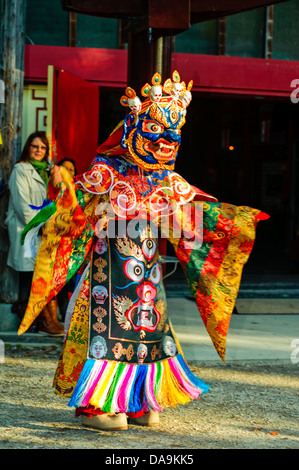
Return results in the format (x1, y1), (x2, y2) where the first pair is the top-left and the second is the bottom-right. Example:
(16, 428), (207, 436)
(0, 345), (298, 452)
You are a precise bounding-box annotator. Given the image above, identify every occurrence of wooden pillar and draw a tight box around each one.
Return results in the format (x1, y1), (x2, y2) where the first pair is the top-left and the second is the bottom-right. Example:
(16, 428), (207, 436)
(68, 12), (77, 47)
(264, 5), (274, 59)
(125, 0), (189, 92)
(127, 28), (174, 93)
(218, 17), (226, 55)
(0, 0), (26, 302)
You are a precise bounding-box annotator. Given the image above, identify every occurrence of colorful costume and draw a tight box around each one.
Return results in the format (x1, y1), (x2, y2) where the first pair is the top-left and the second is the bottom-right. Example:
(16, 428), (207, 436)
(18, 71), (268, 421)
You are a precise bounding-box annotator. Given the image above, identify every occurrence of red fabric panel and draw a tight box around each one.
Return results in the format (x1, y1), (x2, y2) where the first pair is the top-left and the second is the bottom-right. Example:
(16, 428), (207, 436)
(56, 70), (99, 175)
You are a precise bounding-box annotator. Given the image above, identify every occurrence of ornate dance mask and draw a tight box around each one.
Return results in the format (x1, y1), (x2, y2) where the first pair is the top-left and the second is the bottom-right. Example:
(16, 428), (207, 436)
(119, 71), (193, 171)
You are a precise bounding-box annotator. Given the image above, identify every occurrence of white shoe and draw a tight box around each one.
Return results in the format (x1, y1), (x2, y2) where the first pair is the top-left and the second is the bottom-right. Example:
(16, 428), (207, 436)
(128, 411), (160, 426)
(82, 413), (128, 431)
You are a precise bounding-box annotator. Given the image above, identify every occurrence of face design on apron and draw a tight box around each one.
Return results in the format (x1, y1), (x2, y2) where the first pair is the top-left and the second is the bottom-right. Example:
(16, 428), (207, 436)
(114, 236), (162, 334)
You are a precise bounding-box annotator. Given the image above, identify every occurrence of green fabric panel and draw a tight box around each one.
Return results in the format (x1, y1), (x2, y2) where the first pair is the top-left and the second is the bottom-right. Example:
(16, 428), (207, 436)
(66, 224), (94, 282)
(20, 201), (57, 245)
(185, 203), (236, 298)
(185, 203), (220, 296)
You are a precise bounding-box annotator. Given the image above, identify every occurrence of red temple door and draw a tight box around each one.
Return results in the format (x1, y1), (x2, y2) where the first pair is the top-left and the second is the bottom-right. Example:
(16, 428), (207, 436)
(47, 65), (99, 175)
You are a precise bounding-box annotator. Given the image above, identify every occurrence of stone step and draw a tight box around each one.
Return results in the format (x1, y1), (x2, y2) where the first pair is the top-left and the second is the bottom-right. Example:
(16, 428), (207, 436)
(0, 330), (64, 346)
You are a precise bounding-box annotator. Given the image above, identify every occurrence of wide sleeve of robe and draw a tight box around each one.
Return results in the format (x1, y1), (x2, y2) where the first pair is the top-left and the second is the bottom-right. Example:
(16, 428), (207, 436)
(166, 200), (269, 360)
(18, 167), (95, 335)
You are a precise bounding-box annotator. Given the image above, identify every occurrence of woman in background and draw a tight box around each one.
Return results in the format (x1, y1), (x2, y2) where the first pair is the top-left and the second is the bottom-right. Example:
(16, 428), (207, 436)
(5, 131), (64, 335)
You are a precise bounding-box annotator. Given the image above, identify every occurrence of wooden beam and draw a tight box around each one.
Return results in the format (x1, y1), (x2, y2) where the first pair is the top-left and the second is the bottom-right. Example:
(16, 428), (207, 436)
(61, 0), (146, 18)
(0, 0), (26, 302)
(148, 0), (190, 31)
(62, 0), (190, 34)
(61, 0), (289, 23)
(190, 0), (288, 23)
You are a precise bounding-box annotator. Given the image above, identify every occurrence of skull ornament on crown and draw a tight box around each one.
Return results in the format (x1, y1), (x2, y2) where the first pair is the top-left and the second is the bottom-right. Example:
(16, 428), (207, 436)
(119, 71), (193, 171)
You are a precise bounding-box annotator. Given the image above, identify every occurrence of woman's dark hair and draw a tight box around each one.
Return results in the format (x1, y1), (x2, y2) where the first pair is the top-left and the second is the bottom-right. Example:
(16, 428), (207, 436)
(19, 131), (50, 162)
(57, 158), (77, 176)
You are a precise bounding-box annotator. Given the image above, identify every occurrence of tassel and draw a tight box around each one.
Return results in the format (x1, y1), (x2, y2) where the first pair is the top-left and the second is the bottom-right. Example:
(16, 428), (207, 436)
(110, 364), (131, 413)
(128, 365), (147, 413)
(68, 354), (209, 413)
(157, 359), (191, 408)
(117, 364), (135, 413)
(154, 360), (163, 396)
(169, 357), (201, 399)
(80, 361), (107, 407)
(89, 361), (117, 409)
(101, 362), (126, 413)
(68, 359), (95, 407)
(176, 354), (209, 394)
(143, 362), (162, 412)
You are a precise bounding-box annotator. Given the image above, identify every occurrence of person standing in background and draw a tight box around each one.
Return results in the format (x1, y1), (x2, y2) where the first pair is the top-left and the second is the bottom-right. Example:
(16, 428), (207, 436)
(57, 158), (77, 180)
(5, 131), (64, 335)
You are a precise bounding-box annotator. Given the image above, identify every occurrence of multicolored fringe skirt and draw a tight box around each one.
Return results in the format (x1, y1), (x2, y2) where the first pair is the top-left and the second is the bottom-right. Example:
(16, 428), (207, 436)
(68, 355), (209, 414)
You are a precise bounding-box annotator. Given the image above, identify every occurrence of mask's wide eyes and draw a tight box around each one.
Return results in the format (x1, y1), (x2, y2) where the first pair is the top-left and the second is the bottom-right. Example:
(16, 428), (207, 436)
(170, 110), (178, 123)
(124, 259), (145, 282)
(142, 239), (156, 260)
(149, 263), (162, 284)
(142, 120), (164, 134)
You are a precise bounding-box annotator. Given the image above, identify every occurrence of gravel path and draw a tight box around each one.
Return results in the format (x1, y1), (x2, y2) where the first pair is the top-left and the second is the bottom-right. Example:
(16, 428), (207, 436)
(0, 345), (298, 450)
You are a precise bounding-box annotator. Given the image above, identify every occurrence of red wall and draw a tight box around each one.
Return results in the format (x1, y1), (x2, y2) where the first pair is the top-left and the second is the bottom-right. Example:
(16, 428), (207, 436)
(24, 45), (128, 87)
(172, 52), (299, 98)
(25, 44), (299, 98)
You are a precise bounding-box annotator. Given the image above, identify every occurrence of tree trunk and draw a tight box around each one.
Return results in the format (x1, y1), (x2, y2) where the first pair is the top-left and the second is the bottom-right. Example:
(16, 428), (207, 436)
(0, 0), (26, 302)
